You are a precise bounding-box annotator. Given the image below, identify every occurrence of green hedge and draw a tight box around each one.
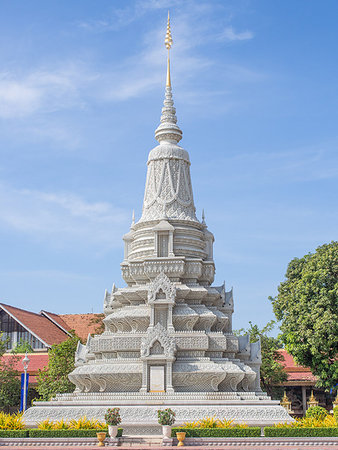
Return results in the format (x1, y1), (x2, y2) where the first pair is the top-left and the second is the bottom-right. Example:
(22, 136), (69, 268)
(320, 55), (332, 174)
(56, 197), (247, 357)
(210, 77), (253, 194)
(172, 427), (261, 437)
(28, 428), (123, 438)
(0, 430), (29, 437)
(264, 427), (338, 437)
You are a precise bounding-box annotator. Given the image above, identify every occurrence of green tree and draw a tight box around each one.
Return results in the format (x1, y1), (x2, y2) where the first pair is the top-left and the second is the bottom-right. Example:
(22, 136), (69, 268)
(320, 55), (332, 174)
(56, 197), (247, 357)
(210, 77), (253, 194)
(235, 321), (288, 398)
(0, 333), (21, 411)
(36, 335), (80, 401)
(12, 339), (33, 354)
(270, 241), (338, 390)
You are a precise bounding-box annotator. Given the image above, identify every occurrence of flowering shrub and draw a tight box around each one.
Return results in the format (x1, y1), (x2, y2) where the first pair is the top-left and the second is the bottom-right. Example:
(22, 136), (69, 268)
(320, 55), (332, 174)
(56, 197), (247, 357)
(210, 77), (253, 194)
(69, 417), (106, 430)
(306, 406), (328, 420)
(273, 416), (336, 428)
(37, 417), (106, 430)
(0, 412), (25, 430)
(104, 408), (121, 426)
(334, 407), (338, 424)
(182, 417), (247, 429)
(158, 408), (176, 426)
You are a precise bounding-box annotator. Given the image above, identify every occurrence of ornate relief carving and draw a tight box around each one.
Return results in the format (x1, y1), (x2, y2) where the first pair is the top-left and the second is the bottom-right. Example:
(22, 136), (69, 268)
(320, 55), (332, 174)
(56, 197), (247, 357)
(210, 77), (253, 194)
(90, 336), (142, 353)
(208, 334), (228, 351)
(74, 341), (88, 367)
(140, 323), (176, 358)
(175, 335), (208, 350)
(148, 272), (176, 304)
(172, 304), (198, 331)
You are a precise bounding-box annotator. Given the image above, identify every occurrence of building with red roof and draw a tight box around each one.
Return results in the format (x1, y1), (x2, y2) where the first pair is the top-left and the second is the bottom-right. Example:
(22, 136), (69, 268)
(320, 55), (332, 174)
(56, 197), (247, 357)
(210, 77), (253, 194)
(0, 303), (103, 393)
(0, 303), (71, 351)
(277, 349), (335, 416)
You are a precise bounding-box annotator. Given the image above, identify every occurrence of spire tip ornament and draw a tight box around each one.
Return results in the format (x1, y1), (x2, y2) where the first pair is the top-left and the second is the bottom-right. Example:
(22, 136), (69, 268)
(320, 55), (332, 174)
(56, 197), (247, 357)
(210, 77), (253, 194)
(165, 11), (173, 87)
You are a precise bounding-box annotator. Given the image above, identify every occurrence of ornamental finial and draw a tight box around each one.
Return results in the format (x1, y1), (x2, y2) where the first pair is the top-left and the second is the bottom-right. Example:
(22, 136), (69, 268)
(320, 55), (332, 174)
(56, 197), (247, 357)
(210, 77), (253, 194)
(154, 12), (182, 144)
(165, 11), (173, 87)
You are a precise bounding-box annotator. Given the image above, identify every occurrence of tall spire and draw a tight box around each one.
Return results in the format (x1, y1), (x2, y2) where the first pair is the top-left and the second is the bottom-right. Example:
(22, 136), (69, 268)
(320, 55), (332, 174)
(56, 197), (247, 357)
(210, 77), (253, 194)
(165, 11), (173, 88)
(155, 12), (182, 144)
(141, 13), (197, 223)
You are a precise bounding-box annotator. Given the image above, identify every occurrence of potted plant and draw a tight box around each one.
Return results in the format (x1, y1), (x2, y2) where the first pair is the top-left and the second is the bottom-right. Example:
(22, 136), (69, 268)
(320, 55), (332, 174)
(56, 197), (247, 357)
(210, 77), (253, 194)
(158, 408), (175, 438)
(104, 408), (121, 438)
(96, 431), (106, 447)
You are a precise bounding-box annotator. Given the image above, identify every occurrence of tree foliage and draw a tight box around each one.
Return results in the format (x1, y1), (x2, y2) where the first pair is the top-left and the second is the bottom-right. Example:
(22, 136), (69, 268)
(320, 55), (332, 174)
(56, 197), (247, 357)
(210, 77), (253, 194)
(11, 340), (33, 354)
(89, 313), (104, 335)
(270, 241), (338, 390)
(235, 321), (288, 398)
(0, 334), (21, 411)
(37, 335), (79, 401)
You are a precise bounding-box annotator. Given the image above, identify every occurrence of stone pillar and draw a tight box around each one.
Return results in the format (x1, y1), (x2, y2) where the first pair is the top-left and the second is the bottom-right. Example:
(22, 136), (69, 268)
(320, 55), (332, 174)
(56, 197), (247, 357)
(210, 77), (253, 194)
(301, 386), (307, 416)
(249, 363), (262, 392)
(153, 231), (158, 256)
(168, 231), (174, 257)
(166, 361), (174, 393)
(167, 305), (174, 332)
(149, 306), (154, 330)
(140, 361), (148, 393)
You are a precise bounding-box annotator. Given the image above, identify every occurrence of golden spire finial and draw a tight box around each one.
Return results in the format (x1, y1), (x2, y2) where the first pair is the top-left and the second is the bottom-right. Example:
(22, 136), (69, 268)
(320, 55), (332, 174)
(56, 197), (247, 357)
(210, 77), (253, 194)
(165, 11), (173, 87)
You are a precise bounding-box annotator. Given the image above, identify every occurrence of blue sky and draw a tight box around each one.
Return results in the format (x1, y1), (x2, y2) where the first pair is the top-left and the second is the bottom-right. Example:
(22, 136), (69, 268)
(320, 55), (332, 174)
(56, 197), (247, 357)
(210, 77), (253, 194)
(0, 0), (337, 331)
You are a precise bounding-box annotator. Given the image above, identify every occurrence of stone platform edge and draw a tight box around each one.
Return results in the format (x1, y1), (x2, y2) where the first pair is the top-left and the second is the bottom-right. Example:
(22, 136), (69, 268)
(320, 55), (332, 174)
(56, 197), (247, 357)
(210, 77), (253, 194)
(1, 436), (338, 447)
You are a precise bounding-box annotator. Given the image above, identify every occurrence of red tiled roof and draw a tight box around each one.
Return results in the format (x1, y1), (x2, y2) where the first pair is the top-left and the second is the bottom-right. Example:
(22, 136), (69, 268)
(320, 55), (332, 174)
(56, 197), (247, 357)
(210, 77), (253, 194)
(1, 353), (49, 374)
(59, 313), (103, 341)
(0, 303), (69, 347)
(278, 349), (317, 383)
(40, 310), (72, 333)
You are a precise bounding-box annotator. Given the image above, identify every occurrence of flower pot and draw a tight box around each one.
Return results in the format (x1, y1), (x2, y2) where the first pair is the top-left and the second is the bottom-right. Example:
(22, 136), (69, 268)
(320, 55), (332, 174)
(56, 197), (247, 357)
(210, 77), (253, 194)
(108, 425), (118, 438)
(162, 425), (172, 438)
(96, 431), (106, 447)
(176, 431), (186, 447)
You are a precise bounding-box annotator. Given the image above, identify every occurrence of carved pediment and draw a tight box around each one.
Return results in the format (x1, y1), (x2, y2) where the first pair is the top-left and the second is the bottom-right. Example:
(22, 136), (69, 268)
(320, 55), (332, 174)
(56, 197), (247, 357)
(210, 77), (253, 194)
(75, 336), (90, 367)
(141, 323), (176, 358)
(148, 272), (176, 304)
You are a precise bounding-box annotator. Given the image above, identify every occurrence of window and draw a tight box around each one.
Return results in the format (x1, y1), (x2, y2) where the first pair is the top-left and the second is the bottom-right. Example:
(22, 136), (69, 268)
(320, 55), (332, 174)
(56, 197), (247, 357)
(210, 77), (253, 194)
(0, 310), (45, 350)
(157, 233), (169, 257)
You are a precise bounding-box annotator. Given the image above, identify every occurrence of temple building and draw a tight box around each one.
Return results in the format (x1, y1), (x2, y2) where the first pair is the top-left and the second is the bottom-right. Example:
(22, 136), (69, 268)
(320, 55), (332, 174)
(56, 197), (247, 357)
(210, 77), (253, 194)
(23, 15), (292, 432)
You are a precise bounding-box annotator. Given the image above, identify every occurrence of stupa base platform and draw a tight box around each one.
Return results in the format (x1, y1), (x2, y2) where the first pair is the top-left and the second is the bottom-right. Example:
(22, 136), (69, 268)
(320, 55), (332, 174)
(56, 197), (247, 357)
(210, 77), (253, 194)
(23, 391), (293, 433)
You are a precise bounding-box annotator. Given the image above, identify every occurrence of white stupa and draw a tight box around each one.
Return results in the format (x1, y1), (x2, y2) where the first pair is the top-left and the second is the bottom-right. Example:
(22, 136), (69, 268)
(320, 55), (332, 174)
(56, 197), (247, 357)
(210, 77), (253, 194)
(24, 14), (292, 434)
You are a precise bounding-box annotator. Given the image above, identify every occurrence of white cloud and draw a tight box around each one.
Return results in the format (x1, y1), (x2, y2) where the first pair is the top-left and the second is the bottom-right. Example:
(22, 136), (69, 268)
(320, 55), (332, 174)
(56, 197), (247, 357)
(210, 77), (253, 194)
(0, 183), (129, 248)
(0, 0), (258, 119)
(195, 141), (338, 186)
(0, 65), (97, 119)
(0, 78), (41, 118)
(217, 27), (254, 42)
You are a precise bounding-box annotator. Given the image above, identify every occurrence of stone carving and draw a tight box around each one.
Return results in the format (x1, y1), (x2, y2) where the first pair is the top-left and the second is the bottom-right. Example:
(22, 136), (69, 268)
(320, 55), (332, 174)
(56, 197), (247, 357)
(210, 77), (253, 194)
(140, 86), (197, 223)
(172, 304), (198, 331)
(140, 323), (176, 358)
(148, 272), (176, 304)
(104, 305), (150, 332)
(74, 339), (89, 367)
(175, 335), (209, 350)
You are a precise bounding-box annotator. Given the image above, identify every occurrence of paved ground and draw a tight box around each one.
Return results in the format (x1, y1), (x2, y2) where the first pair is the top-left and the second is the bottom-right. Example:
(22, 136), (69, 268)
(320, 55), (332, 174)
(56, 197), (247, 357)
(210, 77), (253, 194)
(2, 445), (338, 449)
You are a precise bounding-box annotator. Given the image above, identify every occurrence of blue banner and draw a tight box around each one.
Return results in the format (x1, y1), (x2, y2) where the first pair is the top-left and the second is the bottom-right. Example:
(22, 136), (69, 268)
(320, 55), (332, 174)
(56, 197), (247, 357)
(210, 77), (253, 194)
(19, 373), (29, 412)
